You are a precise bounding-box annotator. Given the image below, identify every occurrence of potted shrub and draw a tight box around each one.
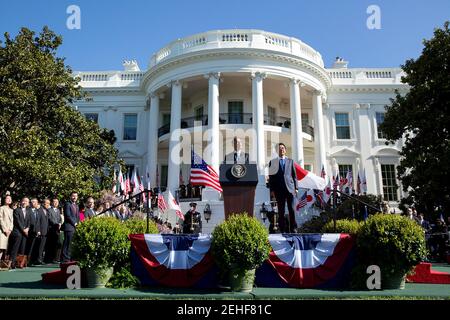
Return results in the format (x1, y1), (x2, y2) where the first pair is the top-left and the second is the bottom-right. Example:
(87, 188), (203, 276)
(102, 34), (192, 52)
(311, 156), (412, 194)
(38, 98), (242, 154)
(356, 214), (427, 289)
(71, 217), (130, 288)
(211, 214), (270, 292)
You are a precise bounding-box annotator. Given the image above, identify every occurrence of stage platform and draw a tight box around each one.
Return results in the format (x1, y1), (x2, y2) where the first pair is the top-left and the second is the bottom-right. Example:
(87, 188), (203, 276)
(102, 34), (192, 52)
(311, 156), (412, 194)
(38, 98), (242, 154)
(0, 264), (449, 299)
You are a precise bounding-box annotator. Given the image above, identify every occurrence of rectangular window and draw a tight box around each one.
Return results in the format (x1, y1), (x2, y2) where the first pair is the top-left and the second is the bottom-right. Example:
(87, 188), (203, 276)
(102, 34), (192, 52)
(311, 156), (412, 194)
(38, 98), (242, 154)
(381, 164), (398, 201)
(376, 112), (386, 139)
(84, 113), (98, 124)
(268, 106), (276, 125)
(304, 164), (312, 172)
(162, 114), (171, 126)
(123, 114), (137, 140)
(301, 113), (309, 128)
(335, 113), (351, 139)
(195, 105), (204, 122)
(161, 165), (168, 188)
(228, 101), (243, 124)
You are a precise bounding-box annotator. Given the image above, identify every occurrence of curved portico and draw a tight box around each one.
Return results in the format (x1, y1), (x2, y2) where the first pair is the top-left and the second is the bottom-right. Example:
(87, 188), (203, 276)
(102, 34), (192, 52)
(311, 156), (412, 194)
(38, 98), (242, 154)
(142, 29), (331, 200)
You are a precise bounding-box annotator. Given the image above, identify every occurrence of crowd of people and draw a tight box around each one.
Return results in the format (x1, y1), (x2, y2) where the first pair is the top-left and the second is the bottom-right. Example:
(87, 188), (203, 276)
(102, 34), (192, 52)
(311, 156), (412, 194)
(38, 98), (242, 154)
(0, 191), (142, 271)
(405, 207), (449, 262)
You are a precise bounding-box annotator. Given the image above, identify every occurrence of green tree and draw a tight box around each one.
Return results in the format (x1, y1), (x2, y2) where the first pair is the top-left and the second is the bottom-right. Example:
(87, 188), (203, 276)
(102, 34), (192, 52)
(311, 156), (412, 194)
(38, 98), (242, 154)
(0, 26), (121, 200)
(380, 22), (450, 218)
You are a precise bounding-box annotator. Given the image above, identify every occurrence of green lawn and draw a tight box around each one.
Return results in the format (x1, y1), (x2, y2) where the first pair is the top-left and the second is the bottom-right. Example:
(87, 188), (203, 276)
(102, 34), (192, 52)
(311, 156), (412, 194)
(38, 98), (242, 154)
(0, 264), (449, 300)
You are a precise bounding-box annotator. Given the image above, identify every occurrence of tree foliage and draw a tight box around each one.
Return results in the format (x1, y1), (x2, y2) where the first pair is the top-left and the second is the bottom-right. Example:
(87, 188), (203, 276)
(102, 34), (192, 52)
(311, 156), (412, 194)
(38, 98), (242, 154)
(380, 21), (450, 217)
(0, 26), (121, 200)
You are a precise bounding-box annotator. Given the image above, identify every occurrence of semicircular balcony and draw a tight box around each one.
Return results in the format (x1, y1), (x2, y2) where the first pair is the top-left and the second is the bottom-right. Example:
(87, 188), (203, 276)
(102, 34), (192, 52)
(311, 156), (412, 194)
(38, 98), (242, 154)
(149, 29), (324, 69)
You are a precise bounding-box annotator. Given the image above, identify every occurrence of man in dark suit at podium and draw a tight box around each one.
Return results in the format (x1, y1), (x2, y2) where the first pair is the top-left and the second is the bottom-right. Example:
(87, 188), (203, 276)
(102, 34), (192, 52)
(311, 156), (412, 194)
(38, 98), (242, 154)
(268, 143), (298, 233)
(224, 137), (249, 164)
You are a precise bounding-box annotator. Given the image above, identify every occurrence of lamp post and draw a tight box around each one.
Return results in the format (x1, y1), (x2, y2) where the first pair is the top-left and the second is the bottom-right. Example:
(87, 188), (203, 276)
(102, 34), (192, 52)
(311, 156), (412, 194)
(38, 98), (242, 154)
(203, 204), (212, 223)
(260, 202), (268, 223)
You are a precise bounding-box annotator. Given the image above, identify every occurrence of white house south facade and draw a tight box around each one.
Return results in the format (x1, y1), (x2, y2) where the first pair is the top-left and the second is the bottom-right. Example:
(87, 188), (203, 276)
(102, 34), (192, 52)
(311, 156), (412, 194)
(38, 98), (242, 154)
(73, 29), (408, 232)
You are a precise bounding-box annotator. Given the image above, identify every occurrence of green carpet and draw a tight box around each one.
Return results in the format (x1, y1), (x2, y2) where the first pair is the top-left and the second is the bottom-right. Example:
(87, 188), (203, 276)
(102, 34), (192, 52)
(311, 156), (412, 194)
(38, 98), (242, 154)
(0, 264), (449, 299)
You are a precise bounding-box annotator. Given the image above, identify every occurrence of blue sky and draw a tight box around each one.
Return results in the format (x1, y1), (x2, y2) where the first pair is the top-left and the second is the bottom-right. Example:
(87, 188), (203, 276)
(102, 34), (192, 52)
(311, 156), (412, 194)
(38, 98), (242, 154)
(0, 0), (449, 71)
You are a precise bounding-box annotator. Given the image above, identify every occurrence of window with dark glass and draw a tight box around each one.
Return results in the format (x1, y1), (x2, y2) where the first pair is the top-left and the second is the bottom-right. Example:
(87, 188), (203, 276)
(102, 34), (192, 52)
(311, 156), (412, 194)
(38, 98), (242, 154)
(161, 165), (168, 188)
(335, 113), (351, 139)
(268, 106), (276, 125)
(376, 112), (386, 139)
(228, 101), (243, 124)
(195, 105), (204, 122)
(381, 164), (398, 201)
(84, 113), (99, 123)
(123, 114), (137, 140)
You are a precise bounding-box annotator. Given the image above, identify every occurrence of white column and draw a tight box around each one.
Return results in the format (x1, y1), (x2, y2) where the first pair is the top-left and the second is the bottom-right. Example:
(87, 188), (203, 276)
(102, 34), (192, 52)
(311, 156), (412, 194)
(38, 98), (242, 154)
(167, 80), (182, 196)
(207, 72), (220, 173)
(289, 79), (304, 166)
(313, 90), (326, 174)
(201, 73), (221, 201)
(148, 93), (160, 187)
(252, 72), (266, 179)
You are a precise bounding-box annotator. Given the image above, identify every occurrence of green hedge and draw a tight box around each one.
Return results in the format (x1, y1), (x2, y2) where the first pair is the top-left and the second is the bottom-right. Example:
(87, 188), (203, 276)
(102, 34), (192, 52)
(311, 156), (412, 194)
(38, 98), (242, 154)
(322, 219), (363, 234)
(124, 217), (158, 234)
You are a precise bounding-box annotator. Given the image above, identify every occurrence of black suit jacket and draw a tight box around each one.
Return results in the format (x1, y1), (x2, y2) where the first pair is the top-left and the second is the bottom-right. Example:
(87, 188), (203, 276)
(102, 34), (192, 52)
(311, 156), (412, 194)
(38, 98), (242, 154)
(63, 201), (79, 232)
(29, 208), (40, 234)
(38, 207), (49, 236)
(12, 207), (31, 237)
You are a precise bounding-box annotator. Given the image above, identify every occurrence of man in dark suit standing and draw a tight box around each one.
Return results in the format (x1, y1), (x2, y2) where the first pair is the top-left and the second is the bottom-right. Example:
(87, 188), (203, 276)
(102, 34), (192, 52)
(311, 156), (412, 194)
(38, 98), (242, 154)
(224, 137), (250, 164)
(9, 197), (30, 269)
(45, 198), (62, 263)
(61, 192), (79, 263)
(26, 198), (41, 262)
(34, 199), (50, 265)
(268, 143), (298, 233)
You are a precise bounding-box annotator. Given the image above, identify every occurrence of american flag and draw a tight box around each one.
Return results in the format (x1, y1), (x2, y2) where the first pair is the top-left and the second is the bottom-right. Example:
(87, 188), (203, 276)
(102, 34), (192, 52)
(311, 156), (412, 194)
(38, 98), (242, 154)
(296, 191), (308, 210)
(190, 150), (223, 192)
(158, 193), (167, 212)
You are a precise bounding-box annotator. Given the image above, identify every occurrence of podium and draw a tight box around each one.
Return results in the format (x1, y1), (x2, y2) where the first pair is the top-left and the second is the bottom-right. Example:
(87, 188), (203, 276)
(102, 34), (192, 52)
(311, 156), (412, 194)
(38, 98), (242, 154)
(219, 164), (258, 219)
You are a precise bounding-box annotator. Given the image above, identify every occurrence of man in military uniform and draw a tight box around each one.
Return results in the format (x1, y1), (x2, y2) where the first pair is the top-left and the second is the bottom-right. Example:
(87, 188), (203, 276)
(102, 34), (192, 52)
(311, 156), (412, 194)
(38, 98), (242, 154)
(183, 203), (202, 234)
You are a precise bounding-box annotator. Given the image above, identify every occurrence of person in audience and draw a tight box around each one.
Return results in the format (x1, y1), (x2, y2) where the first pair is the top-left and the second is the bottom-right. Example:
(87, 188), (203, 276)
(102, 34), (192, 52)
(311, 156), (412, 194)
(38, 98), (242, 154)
(0, 195), (13, 263)
(34, 199), (50, 265)
(26, 198), (41, 263)
(84, 197), (96, 219)
(45, 198), (62, 263)
(61, 192), (79, 263)
(9, 197), (31, 269)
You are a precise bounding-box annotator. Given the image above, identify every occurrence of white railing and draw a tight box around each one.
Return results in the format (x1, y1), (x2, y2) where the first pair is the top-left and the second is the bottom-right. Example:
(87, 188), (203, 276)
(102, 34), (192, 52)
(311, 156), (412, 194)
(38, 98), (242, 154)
(327, 68), (405, 84)
(74, 71), (145, 87)
(149, 29), (324, 68)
